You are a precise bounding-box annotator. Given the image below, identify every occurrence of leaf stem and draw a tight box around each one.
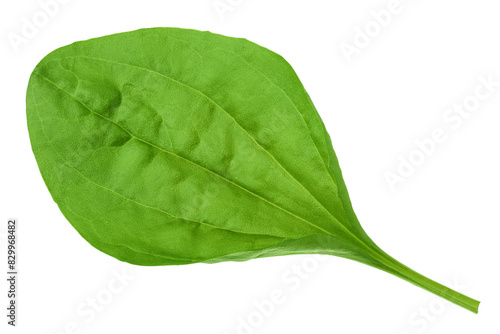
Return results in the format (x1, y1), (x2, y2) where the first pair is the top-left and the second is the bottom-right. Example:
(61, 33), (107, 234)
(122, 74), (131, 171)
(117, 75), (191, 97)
(369, 248), (480, 313)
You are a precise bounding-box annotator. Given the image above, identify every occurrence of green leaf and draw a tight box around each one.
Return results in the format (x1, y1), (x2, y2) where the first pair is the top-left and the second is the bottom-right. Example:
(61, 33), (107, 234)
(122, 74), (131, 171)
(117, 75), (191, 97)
(26, 27), (480, 313)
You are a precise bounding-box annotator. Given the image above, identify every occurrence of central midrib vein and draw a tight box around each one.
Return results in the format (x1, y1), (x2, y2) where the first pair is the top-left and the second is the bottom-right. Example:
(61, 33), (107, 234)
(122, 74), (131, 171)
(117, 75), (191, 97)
(33, 75), (396, 275)
(36, 64), (395, 270)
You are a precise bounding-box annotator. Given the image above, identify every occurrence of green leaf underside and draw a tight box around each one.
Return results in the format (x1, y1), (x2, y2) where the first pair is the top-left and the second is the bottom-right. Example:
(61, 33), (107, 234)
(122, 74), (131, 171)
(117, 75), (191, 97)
(26, 28), (479, 313)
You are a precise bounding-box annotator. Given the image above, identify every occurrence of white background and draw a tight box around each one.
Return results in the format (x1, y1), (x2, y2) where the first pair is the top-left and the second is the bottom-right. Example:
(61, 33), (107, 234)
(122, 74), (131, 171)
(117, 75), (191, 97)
(1, 0), (499, 333)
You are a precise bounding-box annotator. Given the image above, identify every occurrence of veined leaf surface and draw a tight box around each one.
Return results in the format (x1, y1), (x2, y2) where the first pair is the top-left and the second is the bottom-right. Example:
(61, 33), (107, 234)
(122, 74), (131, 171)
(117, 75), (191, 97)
(26, 28), (480, 313)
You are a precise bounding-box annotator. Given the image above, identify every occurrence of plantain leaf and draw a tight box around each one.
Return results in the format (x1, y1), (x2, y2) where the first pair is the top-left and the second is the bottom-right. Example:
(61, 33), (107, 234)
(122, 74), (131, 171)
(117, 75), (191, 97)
(26, 27), (480, 313)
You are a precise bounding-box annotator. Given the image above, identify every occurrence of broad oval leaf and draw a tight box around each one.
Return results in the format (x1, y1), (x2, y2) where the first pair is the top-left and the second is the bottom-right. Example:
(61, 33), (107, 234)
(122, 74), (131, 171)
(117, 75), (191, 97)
(26, 28), (479, 313)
